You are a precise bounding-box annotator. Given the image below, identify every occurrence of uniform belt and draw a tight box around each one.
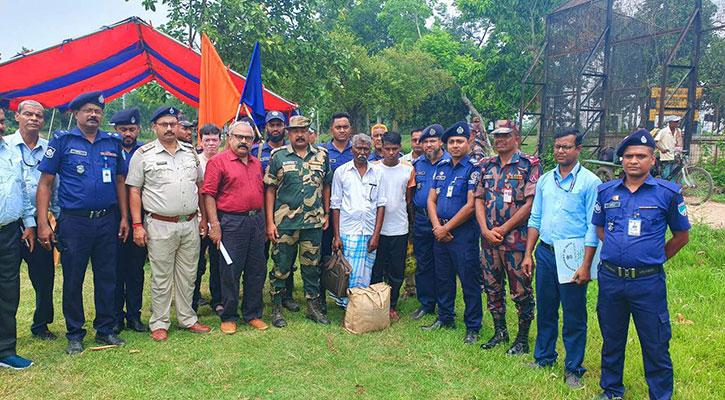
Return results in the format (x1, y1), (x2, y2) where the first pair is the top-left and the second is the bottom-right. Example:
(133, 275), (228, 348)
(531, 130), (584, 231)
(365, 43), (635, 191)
(63, 208), (114, 219)
(413, 206), (428, 216)
(219, 209), (261, 217)
(148, 212), (198, 223)
(602, 261), (663, 279)
(539, 241), (554, 252)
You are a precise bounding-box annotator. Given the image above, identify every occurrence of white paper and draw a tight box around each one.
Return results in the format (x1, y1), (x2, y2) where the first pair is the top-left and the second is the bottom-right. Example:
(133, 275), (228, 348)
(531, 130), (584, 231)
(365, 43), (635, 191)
(219, 241), (233, 265)
(553, 238), (601, 284)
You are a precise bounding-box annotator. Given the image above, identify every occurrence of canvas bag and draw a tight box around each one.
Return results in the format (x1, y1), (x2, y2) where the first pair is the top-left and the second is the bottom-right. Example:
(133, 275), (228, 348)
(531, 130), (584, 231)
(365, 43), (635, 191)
(343, 283), (391, 334)
(321, 250), (352, 298)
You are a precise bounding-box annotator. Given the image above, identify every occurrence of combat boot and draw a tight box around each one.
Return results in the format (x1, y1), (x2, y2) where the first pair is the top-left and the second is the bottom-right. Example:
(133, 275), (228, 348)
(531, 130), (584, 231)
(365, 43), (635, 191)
(480, 317), (509, 350)
(506, 319), (531, 355)
(271, 294), (286, 328)
(306, 298), (331, 325)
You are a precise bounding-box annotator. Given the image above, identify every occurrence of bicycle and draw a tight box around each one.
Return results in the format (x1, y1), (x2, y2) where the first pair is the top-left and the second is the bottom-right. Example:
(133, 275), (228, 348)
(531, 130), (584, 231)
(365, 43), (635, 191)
(660, 151), (714, 206)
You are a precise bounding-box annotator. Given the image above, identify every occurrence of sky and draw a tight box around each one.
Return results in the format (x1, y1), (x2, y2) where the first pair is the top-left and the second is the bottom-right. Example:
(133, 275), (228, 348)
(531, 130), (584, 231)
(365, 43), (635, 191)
(0, 0), (168, 62)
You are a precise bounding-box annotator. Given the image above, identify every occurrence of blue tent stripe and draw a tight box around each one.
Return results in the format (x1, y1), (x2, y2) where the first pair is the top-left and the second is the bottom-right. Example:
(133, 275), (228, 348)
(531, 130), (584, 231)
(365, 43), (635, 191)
(56, 70), (152, 112)
(145, 45), (200, 84)
(154, 72), (199, 104)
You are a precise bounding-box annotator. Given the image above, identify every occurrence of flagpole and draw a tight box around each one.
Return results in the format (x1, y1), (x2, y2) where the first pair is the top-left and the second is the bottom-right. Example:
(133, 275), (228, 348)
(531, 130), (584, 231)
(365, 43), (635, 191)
(240, 103), (265, 159)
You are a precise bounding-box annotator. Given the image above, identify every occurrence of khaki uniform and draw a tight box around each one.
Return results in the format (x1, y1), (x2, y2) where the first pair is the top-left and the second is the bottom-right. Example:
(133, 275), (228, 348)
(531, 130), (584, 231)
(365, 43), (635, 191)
(126, 139), (202, 331)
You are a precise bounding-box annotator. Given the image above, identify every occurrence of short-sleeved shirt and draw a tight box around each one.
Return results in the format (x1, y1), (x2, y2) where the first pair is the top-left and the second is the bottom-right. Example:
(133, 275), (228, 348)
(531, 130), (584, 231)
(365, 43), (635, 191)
(330, 161), (387, 236)
(202, 150), (264, 213)
(251, 140), (285, 172)
(38, 128), (127, 210)
(264, 144), (331, 230)
(654, 126), (681, 162)
(475, 151), (541, 251)
(412, 151), (450, 209)
(322, 140), (353, 172)
(122, 141), (143, 172)
(592, 175), (690, 268)
(373, 160), (415, 236)
(432, 155), (477, 222)
(125, 139), (202, 217)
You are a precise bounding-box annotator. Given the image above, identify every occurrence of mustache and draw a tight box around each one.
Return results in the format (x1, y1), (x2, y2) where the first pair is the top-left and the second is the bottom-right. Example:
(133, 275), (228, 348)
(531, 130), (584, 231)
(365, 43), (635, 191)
(237, 143), (248, 150)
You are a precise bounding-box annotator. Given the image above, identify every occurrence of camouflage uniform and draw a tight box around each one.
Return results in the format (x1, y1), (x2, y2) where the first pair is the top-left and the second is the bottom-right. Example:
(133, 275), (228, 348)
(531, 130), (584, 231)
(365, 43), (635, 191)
(469, 127), (493, 165)
(475, 151), (541, 323)
(264, 144), (331, 299)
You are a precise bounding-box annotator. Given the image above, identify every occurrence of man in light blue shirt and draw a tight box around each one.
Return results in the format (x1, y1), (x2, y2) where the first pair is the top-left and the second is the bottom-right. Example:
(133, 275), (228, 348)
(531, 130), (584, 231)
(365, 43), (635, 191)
(6, 99), (60, 341)
(0, 107), (36, 370)
(522, 128), (601, 389)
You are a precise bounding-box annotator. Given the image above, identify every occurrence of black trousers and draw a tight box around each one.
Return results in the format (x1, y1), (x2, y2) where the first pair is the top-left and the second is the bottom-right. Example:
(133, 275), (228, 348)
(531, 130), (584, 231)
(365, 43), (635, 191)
(193, 236), (221, 310)
(264, 239), (295, 300)
(0, 221), (22, 358)
(219, 212), (266, 322)
(319, 224), (334, 302)
(21, 218), (55, 334)
(115, 237), (146, 323)
(371, 234), (409, 309)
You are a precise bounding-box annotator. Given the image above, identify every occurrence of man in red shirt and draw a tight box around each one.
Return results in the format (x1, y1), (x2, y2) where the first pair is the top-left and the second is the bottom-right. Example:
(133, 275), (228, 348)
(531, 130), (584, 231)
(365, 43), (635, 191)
(203, 121), (267, 334)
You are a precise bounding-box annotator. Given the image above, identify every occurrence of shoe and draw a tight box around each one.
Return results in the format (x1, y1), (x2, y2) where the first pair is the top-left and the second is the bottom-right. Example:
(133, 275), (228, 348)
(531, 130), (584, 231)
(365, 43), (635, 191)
(220, 321), (237, 334)
(32, 329), (57, 341)
(480, 317), (509, 350)
(271, 304), (287, 328)
(150, 329), (168, 341)
(306, 298), (331, 325)
(187, 322), (211, 334)
(389, 309), (400, 322)
(282, 297), (301, 312)
(95, 333), (125, 347)
(565, 372), (583, 389)
(126, 319), (149, 332)
(0, 355), (33, 370)
(527, 361), (550, 369)
(593, 393), (622, 400)
(420, 320), (456, 331)
(248, 319), (269, 331)
(506, 319), (531, 355)
(66, 340), (84, 355)
(410, 308), (433, 320)
(463, 330), (480, 344)
(112, 321), (124, 334)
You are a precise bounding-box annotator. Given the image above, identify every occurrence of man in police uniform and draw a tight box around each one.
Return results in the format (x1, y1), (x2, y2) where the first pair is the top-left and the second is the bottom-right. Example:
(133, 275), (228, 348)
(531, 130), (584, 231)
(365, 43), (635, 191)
(36, 91), (129, 354)
(409, 124), (449, 320)
(126, 106), (211, 342)
(593, 129), (690, 400)
(252, 110), (298, 312)
(422, 121), (482, 345)
(475, 121), (541, 354)
(108, 107), (148, 333)
(265, 116), (332, 327)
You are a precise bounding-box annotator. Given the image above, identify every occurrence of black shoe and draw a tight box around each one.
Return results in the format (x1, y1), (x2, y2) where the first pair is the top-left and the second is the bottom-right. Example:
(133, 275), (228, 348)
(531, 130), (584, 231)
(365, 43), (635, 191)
(271, 304), (287, 328)
(420, 320), (456, 331)
(463, 330), (479, 344)
(66, 340), (84, 355)
(126, 319), (149, 332)
(32, 329), (58, 341)
(112, 321), (125, 334)
(306, 298), (330, 325)
(506, 319), (531, 355)
(410, 308), (433, 320)
(282, 298), (301, 312)
(593, 393), (622, 400)
(480, 318), (509, 350)
(95, 334), (126, 347)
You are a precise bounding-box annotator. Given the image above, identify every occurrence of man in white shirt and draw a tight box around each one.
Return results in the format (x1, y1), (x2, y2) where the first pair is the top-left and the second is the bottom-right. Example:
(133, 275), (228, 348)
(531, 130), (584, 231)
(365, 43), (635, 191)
(654, 115), (683, 179)
(330, 134), (386, 307)
(371, 132), (414, 320)
(401, 128), (423, 162)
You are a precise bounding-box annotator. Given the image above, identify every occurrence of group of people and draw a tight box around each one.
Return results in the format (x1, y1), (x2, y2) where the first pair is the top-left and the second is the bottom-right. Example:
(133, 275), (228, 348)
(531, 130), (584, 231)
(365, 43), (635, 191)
(0, 90), (691, 400)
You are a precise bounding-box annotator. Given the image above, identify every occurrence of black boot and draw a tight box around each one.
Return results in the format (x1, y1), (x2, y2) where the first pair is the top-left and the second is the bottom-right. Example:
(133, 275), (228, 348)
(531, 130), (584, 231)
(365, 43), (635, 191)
(480, 317), (509, 350)
(506, 319), (531, 355)
(306, 298), (330, 325)
(271, 294), (286, 328)
(282, 297), (301, 312)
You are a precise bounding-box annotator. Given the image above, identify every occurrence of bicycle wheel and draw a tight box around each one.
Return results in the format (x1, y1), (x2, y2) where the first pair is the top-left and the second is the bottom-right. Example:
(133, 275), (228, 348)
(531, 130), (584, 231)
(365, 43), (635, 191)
(677, 166), (714, 206)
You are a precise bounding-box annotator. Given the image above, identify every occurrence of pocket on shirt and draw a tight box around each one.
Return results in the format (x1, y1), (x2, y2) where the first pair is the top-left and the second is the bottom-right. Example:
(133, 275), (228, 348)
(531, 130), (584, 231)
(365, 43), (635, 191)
(182, 161), (198, 182)
(638, 208), (662, 231)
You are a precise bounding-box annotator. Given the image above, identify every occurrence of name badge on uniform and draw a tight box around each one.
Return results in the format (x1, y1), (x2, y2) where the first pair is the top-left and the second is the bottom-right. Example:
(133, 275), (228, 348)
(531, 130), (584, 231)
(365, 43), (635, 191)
(503, 188), (513, 203)
(102, 168), (112, 183)
(628, 218), (641, 237)
(446, 185), (454, 198)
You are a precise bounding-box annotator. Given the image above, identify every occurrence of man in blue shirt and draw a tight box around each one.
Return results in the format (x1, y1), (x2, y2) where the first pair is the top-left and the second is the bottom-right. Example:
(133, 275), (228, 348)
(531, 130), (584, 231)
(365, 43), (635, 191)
(409, 124), (449, 320)
(0, 107), (37, 370)
(36, 91), (130, 355)
(522, 128), (601, 389)
(592, 129), (690, 400)
(422, 121), (482, 345)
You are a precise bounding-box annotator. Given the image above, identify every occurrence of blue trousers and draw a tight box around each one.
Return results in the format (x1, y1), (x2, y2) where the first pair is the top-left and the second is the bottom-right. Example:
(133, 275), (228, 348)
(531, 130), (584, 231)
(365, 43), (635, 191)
(533, 245), (588, 376)
(115, 237), (146, 323)
(412, 212), (436, 312)
(597, 268), (673, 400)
(433, 223), (482, 331)
(57, 213), (119, 340)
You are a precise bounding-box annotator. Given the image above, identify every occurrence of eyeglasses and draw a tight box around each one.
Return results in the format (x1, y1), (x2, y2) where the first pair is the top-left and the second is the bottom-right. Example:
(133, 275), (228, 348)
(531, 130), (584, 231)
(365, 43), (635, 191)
(554, 145), (577, 151)
(156, 122), (177, 129)
(230, 133), (255, 142)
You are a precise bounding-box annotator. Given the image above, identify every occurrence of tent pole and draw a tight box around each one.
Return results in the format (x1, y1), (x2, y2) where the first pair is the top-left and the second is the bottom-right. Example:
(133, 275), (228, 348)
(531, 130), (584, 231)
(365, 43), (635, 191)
(47, 109), (56, 139)
(67, 113), (73, 130)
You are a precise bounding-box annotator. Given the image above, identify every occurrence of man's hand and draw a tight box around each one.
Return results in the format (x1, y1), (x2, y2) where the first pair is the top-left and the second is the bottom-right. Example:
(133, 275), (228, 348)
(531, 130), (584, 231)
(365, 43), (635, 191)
(570, 264), (592, 285)
(367, 234), (379, 253)
(266, 223), (279, 243)
(491, 226), (507, 238)
(118, 218), (130, 242)
(209, 222), (222, 247)
(482, 228), (503, 246)
(322, 214), (329, 231)
(333, 236), (343, 252)
(198, 216), (208, 238)
(22, 227), (36, 253)
(133, 225), (148, 247)
(439, 232), (454, 243)
(37, 222), (55, 251)
(432, 225), (450, 241)
(522, 253), (535, 278)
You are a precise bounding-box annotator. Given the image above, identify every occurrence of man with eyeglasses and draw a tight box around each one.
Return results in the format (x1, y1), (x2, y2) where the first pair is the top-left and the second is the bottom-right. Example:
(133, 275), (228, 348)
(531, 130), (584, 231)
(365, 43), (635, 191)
(521, 129), (602, 389)
(126, 106), (211, 342)
(474, 119), (541, 355)
(5, 100), (60, 341)
(36, 91), (130, 354)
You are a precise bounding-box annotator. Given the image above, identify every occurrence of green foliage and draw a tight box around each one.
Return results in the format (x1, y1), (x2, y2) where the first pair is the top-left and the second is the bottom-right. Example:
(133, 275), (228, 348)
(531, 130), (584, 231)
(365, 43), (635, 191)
(701, 142), (725, 191)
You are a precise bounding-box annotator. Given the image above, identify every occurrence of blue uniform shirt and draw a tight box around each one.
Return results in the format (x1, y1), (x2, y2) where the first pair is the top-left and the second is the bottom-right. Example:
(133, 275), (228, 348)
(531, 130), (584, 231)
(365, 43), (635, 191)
(251, 140), (285, 172)
(432, 154), (477, 221)
(412, 151), (450, 209)
(592, 175), (690, 268)
(0, 138), (36, 227)
(323, 140), (353, 172)
(121, 141), (143, 171)
(529, 162), (601, 247)
(38, 127), (127, 210)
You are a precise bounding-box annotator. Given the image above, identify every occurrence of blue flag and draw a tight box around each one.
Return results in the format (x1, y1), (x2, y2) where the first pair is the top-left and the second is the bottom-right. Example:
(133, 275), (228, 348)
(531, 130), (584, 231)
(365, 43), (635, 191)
(239, 42), (265, 126)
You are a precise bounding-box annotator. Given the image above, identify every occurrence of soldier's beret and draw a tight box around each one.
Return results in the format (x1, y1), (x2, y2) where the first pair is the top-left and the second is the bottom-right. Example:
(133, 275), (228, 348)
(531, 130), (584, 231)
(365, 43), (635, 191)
(109, 107), (140, 126)
(68, 91), (105, 111)
(441, 120), (470, 142)
(616, 128), (655, 157)
(265, 110), (287, 124)
(420, 124), (444, 141)
(150, 106), (180, 123)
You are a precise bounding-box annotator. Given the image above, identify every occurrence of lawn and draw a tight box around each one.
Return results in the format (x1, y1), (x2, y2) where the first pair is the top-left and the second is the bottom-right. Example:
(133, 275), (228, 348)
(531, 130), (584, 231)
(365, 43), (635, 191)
(2, 225), (724, 399)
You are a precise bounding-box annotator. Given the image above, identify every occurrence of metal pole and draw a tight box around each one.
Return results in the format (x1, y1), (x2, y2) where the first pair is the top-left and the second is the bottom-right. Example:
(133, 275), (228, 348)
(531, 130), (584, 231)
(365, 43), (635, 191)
(685, 1), (702, 152)
(538, 16), (551, 155)
(599, 0), (613, 151)
(46, 108), (56, 139)
(67, 113), (73, 130)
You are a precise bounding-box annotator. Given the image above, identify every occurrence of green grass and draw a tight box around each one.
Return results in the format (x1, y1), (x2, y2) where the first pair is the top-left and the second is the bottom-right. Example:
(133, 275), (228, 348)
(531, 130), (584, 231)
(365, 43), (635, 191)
(3, 225), (724, 399)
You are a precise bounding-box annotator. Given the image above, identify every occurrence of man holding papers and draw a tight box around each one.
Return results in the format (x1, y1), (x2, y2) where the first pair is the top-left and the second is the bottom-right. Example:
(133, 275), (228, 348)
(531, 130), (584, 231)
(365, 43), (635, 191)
(522, 128), (601, 389)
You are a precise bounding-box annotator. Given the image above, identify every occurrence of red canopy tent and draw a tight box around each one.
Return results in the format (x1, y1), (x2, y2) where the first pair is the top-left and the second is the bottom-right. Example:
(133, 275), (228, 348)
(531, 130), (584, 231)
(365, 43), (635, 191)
(0, 17), (297, 113)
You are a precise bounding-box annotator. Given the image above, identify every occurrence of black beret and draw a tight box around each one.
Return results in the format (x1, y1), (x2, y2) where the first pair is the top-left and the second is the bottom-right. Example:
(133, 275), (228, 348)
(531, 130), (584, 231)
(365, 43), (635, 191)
(150, 106), (180, 123)
(68, 91), (105, 111)
(441, 120), (470, 142)
(420, 124), (444, 141)
(109, 108), (140, 126)
(616, 128), (655, 157)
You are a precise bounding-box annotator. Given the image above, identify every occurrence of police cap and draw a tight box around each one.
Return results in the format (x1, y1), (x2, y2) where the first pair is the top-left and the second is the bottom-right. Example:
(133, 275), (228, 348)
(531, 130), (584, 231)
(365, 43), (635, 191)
(420, 124), (444, 141)
(441, 120), (470, 142)
(109, 107), (141, 126)
(616, 128), (656, 157)
(150, 106), (180, 123)
(68, 91), (105, 111)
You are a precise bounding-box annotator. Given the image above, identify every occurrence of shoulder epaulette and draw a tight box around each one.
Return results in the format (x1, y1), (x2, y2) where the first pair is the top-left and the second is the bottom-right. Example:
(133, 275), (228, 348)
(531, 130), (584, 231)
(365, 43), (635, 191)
(656, 178), (682, 194)
(270, 146), (286, 156)
(139, 142), (157, 153)
(51, 130), (68, 140)
(597, 179), (620, 192)
(521, 153), (540, 166)
(106, 131), (122, 141)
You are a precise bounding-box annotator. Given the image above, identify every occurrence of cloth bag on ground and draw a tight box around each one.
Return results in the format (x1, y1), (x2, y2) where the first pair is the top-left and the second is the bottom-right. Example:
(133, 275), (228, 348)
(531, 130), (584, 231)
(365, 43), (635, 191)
(322, 250), (352, 298)
(344, 283), (391, 334)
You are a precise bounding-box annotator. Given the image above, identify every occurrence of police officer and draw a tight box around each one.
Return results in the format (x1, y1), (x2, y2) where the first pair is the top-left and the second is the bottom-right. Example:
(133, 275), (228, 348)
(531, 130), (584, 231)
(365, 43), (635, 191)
(592, 129), (690, 400)
(109, 107), (148, 333)
(36, 91), (129, 354)
(409, 124), (449, 320)
(252, 110), (298, 312)
(422, 121), (482, 345)
(475, 121), (541, 354)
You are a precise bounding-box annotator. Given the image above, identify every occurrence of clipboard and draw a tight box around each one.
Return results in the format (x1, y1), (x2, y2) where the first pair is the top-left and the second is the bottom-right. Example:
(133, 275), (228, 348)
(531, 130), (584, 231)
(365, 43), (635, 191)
(553, 238), (601, 284)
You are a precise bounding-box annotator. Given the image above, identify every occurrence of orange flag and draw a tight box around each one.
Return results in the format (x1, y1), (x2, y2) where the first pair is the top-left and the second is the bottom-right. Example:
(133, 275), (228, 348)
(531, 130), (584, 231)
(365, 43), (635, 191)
(198, 33), (240, 129)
